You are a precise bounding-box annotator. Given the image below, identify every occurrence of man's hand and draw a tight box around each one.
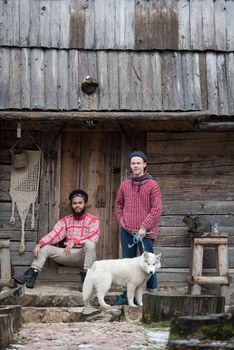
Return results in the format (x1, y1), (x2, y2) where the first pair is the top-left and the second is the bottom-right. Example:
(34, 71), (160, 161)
(64, 241), (74, 255)
(138, 227), (146, 237)
(33, 243), (42, 257)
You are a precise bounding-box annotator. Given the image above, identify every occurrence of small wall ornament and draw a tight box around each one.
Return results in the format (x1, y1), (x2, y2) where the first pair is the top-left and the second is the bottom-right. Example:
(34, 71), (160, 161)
(81, 76), (99, 95)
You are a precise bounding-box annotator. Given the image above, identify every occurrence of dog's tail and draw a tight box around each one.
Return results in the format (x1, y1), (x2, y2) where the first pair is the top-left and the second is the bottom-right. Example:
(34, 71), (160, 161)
(82, 264), (95, 306)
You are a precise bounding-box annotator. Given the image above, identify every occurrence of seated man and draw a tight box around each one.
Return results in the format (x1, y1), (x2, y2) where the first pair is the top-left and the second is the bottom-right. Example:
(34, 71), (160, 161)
(13, 189), (100, 289)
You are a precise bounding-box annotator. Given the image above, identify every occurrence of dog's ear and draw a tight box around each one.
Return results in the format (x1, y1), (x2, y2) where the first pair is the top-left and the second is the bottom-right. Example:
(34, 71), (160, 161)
(156, 253), (162, 259)
(143, 251), (149, 258)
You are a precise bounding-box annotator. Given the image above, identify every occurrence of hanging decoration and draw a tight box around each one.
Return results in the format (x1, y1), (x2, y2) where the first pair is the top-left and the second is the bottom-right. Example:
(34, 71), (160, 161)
(9, 132), (42, 254)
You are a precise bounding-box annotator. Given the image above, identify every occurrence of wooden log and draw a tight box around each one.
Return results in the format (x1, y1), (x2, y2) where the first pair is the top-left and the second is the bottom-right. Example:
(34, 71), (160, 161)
(191, 242), (203, 294)
(0, 314), (13, 349)
(0, 305), (21, 332)
(142, 293), (225, 323)
(169, 313), (234, 341)
(194, 237), (228, 245)
(192, 276), (229, 285)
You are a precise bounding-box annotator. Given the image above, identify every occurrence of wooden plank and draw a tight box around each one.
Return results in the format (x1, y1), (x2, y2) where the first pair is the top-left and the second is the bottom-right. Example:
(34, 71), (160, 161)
(118, 52), (131, 109)
(60, 132), (81, 218)
(226, 53), (234, 115)
(194, 238), (228, 245)
(0, 49), (10, 109)
(19, 0), (30, 46)
(50, 0), (60, 47)
(29, 0), (40, 46)
(107, 52), (119, 110)
(226, 1), (234, 51)
(59, 0), (70, 48)
(30, 49), (45, 109)
(217, 54), (229, 115)
(97, 51), (109, 110)
(152, 52), (162, 110)
(190, 0), (202, 50)
(8, 0), (20, 46)
(68, 50), (79, 109)
(20, 48), (31, 109)
(9, 49), (21, 108)
(201, 0), (215, 49)
(104, 0), (116, 48)
(214, 0), (226, 51)
(48, 133), (61, 229)
(130, 52), (142, 110)
(39, 0), (51, 47)
(192, 276), (229, 285)
(115, 0), (127, 48)
(171, 52), (184, 110)
(44, 50), (58, 109)
(94, 0), (105, 49)
(206, 53), (218, 113)
(161, 52), (172, 111)
(57, 50), (68, 110)
(84, 0), (95, 48)
(199, 53), (208, 110)
(178, 0), (190, 50)
(69, 0), (85, 48)
(0, 0), (10, 46)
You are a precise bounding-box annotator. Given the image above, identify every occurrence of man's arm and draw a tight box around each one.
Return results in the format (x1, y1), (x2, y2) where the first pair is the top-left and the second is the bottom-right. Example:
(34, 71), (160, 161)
(115, 184), (125, 223)
(140, 183), (163, 232)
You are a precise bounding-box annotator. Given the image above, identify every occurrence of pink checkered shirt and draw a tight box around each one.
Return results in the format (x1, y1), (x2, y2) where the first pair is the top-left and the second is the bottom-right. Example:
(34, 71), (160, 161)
(115, 177), (162, 239)
(39, 213), (100, 247)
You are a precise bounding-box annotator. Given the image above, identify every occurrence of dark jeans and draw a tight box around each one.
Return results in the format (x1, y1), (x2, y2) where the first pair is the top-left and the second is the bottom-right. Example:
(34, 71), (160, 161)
(120, 227), (157, 290)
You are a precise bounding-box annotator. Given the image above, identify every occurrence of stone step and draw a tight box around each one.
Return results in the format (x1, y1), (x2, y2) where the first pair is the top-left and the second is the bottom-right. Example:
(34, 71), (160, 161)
(21, 306), (124, 323)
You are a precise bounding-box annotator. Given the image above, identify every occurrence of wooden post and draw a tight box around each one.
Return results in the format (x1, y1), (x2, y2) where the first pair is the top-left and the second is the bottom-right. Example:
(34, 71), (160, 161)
(0, 314), (14, 348)
(191, 242), (203, 295)
(217, 244), (230, 304)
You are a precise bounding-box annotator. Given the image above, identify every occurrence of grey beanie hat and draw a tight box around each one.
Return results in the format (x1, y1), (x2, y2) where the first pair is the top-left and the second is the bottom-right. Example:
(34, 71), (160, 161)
(128, 150), (147, 162)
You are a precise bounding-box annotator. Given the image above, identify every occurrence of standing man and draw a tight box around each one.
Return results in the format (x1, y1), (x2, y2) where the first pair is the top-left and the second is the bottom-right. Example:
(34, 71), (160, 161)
(115, 150), (162, 303)
(13, 189), (100, 289)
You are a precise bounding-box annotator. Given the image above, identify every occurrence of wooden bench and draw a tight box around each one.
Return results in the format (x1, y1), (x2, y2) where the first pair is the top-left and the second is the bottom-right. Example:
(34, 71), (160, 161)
(189, 234), (231, 304)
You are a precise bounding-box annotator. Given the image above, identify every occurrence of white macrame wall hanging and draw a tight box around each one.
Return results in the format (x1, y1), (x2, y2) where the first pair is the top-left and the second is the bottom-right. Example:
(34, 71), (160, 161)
(9, 133), (42, 254)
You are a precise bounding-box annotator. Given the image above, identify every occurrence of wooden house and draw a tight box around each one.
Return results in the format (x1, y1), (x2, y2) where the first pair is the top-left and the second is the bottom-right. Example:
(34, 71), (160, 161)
(0, 0), (233, 296)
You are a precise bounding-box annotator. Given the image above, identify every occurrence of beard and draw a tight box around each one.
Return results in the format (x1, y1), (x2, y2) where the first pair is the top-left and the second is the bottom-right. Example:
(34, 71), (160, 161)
(71, 207), (86, 219)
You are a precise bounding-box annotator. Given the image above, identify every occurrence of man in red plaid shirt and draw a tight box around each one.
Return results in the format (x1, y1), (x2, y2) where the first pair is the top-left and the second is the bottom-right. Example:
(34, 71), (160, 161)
(115, 150), (162, 303)
(13, 189), (100, 289)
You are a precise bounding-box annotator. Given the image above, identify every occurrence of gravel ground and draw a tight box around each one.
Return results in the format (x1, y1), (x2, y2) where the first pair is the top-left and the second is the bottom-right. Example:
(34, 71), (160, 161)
(8, 321), (150, 350)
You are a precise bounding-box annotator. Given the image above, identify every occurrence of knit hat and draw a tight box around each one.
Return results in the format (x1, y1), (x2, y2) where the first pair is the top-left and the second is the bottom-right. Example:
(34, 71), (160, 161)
(128, 150), (147, 162)
(68, 189), (88, 203)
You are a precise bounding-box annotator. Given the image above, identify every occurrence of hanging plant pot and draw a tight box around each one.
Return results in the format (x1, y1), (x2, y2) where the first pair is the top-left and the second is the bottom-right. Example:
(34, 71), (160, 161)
(81, 76), (99, 95)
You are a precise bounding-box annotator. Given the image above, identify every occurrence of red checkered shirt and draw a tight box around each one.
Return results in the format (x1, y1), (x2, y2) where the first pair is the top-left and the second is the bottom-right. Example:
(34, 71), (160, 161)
(115, 177), (162, 239)
(39, 213), (100, 247)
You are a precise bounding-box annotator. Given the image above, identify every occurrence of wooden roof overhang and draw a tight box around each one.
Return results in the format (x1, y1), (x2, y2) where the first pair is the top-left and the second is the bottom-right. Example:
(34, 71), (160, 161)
(1, 111), (234, 132)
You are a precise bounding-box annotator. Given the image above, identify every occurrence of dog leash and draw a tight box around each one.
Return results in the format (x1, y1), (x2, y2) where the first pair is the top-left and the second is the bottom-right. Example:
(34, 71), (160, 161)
(128, 231), (152, 252)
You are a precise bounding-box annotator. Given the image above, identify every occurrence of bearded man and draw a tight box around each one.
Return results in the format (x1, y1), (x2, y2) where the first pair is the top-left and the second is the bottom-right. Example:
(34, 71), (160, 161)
(13, 189), (100, 289)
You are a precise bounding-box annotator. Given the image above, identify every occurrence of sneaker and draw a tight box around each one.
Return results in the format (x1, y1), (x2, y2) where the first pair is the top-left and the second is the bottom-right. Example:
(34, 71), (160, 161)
(25, 269), (39, 289)
(115, 293), (128, 305)
(146, 288), (157, 293)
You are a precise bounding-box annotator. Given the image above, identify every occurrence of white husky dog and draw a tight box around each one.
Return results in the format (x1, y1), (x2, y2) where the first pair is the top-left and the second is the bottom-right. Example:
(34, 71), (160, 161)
(83, 251), (161, 308)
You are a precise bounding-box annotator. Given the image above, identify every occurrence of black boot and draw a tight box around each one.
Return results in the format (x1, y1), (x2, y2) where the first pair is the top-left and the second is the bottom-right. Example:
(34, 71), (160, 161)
(25, 268), (39, 289)
(13, 268), (32, 285)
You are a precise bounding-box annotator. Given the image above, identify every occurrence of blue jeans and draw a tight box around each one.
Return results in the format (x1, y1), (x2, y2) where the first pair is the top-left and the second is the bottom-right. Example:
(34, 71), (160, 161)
(120, 227), (157, 289)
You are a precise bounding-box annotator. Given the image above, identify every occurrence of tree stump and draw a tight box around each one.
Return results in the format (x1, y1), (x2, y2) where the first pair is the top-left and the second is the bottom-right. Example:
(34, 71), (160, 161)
(0, 305), (22, 331)
(142, 293), (225, 323)
(0, 314), (14, 349)
(167, 313), (234, 349)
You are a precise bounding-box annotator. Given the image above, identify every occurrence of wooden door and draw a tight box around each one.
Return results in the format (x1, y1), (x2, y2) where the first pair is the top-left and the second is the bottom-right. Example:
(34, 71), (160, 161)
(60, 131), (121, 259)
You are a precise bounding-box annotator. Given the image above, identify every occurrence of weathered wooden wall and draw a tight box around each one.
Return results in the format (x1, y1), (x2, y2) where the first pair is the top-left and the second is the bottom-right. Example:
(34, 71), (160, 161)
(147, 131), (234, 288)
(1, 0), (234, 51)
(0, 48), (234, 114)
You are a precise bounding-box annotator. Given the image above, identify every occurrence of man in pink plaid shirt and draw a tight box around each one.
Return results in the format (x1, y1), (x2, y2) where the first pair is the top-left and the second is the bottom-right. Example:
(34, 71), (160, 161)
(13, 189), (100, 289)
(115, 150), (162, 304)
